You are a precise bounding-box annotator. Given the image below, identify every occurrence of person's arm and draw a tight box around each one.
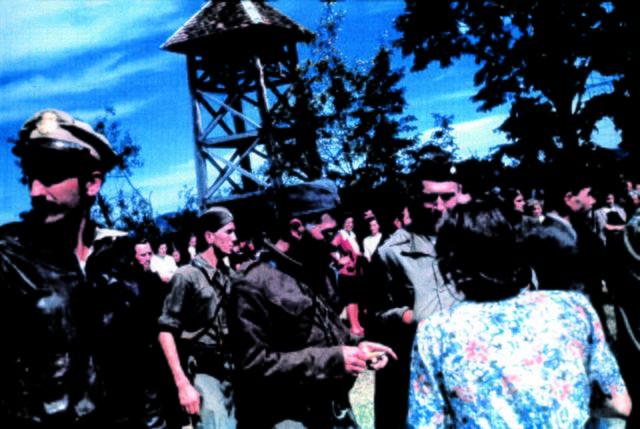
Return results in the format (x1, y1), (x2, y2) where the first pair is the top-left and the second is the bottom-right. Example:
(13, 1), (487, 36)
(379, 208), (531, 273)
(595, 210), (606, 235)
(158, 331), (200, 415)
(407, 321), (447, 428)
(591, 391), (632, 418)
(157, 271), (200, 415)
(367, 249), (413, 326)
(580, 294), (632, 418)
(620, 207), (628, 223)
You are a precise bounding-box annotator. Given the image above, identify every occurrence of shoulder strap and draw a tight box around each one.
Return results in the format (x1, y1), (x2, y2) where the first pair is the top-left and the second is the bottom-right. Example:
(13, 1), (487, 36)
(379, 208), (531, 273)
(189, 258), (230, 344)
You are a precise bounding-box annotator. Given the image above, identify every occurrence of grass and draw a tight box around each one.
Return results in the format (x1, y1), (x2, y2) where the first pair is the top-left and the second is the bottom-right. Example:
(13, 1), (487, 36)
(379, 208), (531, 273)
(350, 370), (375, 429)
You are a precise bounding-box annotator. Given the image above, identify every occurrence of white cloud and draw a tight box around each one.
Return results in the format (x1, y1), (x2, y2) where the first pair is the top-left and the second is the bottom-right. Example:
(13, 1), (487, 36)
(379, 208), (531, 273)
(420, 115), (509, 159)
(0, 51), (171, 126)
(0, 95), (157, 127)
(0, 0), (182, 70)
(2, 53), (174, 103)
(72, 98), (157, 123)
(592, 117), (621, 149)
(453, 115), (508, 157)
(429, 89), (477, 103)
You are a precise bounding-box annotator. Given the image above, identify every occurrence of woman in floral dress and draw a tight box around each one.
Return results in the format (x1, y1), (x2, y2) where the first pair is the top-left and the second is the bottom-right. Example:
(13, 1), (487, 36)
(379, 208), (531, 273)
(407, 201), (631, 428)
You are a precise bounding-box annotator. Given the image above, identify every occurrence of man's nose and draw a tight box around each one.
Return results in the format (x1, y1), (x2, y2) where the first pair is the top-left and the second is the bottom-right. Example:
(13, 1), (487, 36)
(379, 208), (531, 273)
(30, 179), (47, 197)
(435, 197), (446, 211)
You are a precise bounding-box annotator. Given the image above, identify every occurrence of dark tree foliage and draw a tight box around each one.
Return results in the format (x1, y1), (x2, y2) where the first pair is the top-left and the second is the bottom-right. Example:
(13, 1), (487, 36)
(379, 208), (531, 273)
(272, 2), (417, 190)
(269, 73), (325, 182)
(349, 46), (417, 188)
(91, 108), (161, 240)
(395, 1), (634, 171)
(402, 113), (459, 171)
(305, 3), (363, 185)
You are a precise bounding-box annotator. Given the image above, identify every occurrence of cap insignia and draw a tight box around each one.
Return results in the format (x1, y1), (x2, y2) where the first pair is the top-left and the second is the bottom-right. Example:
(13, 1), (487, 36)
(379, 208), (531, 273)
(36, 111), (60, 135)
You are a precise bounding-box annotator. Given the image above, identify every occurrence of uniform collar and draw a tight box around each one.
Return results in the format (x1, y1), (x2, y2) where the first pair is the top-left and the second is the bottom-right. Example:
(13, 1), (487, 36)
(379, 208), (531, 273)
(388, 228), (436, 256)
(192, 253), (228, 281)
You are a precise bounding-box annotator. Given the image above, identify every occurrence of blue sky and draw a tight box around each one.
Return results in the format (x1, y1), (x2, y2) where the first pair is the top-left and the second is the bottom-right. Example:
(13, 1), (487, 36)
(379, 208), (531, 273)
(0, 0), (620, 225)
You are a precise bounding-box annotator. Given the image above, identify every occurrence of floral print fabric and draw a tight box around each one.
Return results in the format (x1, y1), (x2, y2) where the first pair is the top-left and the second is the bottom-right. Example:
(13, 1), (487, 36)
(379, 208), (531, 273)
(407, 290), (626, 428)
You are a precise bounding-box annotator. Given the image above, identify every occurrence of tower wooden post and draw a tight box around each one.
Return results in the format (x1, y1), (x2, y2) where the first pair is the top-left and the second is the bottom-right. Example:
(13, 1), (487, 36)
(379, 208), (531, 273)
(162, 0), (313, 210)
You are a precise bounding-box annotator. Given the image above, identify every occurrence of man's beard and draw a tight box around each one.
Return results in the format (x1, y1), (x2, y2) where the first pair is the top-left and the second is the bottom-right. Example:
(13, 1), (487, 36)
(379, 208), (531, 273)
(29, 197), (64, 222)
(410, 208), (445, 237)
(291, 230), (333, 271)
(29, 197), (81, 226)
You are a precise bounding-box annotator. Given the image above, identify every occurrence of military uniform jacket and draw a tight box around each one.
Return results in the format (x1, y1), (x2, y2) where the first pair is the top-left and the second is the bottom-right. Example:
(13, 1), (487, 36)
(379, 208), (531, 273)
(228, 242), (360, 428)
(158, 254), (230, 349)
(0, 219), (157, 426)
(367, 228), (462, 334)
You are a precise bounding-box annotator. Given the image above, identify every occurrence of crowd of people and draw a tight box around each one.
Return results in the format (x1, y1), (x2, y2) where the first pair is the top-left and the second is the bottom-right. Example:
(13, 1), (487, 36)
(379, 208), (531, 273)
(1, 108), (638, 429)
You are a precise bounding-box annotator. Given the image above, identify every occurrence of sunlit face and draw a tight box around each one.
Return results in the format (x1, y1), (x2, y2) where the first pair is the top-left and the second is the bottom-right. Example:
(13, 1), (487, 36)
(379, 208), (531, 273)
(514, 193), (525, 212)
(135, 243), (153, 271)
(307, 213), (337, 241)
(393, 218), (402, 229)
(369, 219), (380, 236)
(421, 181), (460, 216)
(189, 236), (197, 247)
(208, 222), (237, 255)
(606, 194), (615, 208)
(25, 156), (102, 225)
(344, 217), (354, 232)
(158, 244), (167, 257)
(532, 204), (543, 218)
(566, 187), (596, 213)
(29, 176), (82, 224)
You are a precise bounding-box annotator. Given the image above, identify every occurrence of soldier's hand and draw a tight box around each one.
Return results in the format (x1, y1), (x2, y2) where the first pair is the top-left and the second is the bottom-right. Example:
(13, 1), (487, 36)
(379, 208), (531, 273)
(359, 341), (397, 371)
(178, 380), (200, 415)
(342, 346), (367, 375)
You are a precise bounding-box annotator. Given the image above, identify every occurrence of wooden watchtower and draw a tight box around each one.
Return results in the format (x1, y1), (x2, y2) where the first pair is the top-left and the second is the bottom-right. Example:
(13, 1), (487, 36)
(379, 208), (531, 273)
(162, 0), (313, 210)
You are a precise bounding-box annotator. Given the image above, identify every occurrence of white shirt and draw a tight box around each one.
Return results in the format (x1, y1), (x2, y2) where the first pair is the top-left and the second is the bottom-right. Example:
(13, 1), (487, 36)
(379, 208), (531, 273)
(363, 232), (383, 262)
(150, 254), (178, 280)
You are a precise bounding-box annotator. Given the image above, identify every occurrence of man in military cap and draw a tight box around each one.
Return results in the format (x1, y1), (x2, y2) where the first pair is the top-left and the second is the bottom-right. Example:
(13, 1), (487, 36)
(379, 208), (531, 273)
(158, 207), (238, 429)
(0, 109), (166, 428)
(227, 179), (396, 429)
(367, 156), (465, 429)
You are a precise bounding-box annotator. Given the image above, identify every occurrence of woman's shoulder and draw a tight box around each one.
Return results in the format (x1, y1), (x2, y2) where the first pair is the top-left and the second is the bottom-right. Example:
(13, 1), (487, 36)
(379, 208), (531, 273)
(519, 289), (591, 307)
(420, 289), (591, 328)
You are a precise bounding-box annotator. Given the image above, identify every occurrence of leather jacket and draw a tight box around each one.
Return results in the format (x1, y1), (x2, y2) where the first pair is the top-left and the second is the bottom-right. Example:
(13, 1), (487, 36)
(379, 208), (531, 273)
(0, 219), (165, 428)
(228, 242), (360, 428)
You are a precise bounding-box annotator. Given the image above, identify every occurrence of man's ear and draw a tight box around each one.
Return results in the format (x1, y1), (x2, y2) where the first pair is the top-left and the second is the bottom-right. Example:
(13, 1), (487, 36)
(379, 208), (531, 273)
(564, 192), (573, 205)
(86, 172), (103, 197)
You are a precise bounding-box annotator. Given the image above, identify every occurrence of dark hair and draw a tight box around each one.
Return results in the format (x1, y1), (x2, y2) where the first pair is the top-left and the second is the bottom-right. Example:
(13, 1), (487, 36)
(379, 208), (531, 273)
(525, 199), (544, 217)
(436, 201), (530, 302)
(502, 189), (522, 207)
(409, 150), (456, 194)
(339, 213), (355, 228)
(543, 171), (593, 215)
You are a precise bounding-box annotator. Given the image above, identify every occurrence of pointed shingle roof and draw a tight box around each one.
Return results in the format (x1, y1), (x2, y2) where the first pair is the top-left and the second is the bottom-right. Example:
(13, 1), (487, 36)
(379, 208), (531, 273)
(162, 0), (314, 55)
